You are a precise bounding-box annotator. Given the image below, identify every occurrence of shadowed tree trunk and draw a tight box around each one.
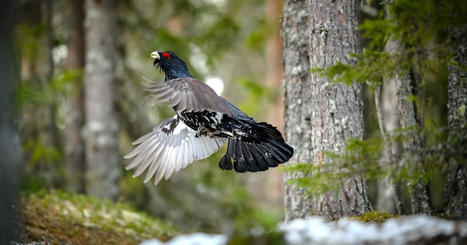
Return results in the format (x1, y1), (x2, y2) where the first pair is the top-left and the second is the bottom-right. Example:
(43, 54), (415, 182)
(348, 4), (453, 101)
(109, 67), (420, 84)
(84, 0), (121, 199)
(398, 80), (432, 214)
(283, 0), (313, 221)
(444, 27), (467, 219)
(64, 0), (86, 193)
(0, 1), (21, 243)
(308, 0), (371, 218)
(41, 0), (60, 149)
(395, 60), (432, 215)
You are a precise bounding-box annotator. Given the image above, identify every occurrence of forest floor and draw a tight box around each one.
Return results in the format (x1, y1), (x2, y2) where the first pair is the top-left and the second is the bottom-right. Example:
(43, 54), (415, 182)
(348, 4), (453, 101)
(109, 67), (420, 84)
(14, 192), (467, 245)
(16, 191), (177, 245)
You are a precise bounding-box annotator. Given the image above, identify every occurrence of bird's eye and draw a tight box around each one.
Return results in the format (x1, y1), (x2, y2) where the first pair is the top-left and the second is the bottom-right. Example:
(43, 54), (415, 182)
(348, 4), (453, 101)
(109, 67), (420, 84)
(162, 52), (171, 59)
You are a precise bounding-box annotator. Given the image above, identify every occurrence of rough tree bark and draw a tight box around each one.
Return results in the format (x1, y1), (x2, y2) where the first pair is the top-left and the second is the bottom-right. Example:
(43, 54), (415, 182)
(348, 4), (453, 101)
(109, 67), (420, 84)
(283, 0), (313, 221)
(64, 0), (86, 193)
(84, 0), (121, 199)
(308, 0), (371, 218)
(444, 27), (467, 219)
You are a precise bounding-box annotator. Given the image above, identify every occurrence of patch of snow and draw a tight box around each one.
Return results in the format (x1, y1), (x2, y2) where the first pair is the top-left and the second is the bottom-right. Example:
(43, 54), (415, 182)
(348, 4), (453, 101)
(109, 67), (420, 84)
(139, 239), (164, 245)
(279, 215), (467, 245)
(139, 233), (227, 245)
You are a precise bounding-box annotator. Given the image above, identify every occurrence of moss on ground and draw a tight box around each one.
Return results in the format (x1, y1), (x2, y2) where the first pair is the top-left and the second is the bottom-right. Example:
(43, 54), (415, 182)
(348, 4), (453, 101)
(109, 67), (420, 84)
(19, 191), (177, 244)
(350, 211), (397, 223)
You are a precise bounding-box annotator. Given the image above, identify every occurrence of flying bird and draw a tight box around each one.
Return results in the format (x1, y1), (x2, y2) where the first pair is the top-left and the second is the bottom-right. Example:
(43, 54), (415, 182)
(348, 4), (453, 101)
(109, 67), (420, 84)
(125, 51), (294, 184)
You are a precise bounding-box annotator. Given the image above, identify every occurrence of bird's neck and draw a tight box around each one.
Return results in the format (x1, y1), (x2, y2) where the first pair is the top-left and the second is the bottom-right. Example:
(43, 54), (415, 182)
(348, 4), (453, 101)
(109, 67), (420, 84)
(163, 62), (193, 81)
(164, 70), (193, 81)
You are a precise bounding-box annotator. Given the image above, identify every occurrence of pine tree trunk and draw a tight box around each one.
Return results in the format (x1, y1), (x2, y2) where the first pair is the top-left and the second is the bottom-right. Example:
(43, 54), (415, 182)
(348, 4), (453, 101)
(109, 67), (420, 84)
(282, 0), (313, 221)
(83, 0), (121, 199)
(64, 0), (86, 193)
(308, 0), (371, 219)
(284, 0), (372, 220)
(444, 27), (467, 219)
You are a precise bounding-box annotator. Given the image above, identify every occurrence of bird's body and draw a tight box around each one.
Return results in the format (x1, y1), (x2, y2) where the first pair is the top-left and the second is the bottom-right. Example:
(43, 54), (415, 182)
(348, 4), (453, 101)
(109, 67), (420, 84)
(125, 51), (293, 184)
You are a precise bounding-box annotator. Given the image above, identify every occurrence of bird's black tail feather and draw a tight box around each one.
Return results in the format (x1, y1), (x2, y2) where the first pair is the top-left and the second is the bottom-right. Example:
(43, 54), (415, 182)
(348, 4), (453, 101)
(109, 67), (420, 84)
(219, 122), (294, 172)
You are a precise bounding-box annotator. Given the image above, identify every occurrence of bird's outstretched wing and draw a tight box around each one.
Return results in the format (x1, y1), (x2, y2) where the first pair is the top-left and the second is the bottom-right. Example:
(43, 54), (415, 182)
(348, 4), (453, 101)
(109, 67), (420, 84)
(124, 115), (226, 185)
(143, 77), (236, 115)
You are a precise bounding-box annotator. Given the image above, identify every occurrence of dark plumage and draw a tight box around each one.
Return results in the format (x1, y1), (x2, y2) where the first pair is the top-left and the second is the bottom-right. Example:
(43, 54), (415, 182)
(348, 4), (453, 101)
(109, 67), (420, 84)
(125, 51), (294, 184)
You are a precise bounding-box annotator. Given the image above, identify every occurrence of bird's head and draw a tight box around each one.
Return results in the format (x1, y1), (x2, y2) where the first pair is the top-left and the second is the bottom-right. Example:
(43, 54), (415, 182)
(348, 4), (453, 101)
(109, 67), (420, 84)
(151, 51), (192, 80)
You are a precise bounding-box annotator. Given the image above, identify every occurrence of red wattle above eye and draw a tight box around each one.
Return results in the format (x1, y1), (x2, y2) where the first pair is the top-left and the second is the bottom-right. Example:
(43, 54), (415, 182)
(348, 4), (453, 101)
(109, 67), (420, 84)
(162, 52), (171, 59)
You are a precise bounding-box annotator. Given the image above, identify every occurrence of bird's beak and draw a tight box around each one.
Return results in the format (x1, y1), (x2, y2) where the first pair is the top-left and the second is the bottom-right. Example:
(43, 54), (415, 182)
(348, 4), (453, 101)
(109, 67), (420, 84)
(151, 51), (160, 60)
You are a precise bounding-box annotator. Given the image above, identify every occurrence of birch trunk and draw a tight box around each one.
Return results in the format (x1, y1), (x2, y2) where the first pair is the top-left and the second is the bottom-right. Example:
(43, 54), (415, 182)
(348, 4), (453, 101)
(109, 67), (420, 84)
(308, 0), (371, 218)
(84, 0), (121, 199)
(64, 0), (86, 193)
(282, 0), (313, 221)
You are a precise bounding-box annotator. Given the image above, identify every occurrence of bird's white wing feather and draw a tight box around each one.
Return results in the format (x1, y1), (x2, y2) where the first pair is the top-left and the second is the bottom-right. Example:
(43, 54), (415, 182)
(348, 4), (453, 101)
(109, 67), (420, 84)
(124, 115), (226, 185)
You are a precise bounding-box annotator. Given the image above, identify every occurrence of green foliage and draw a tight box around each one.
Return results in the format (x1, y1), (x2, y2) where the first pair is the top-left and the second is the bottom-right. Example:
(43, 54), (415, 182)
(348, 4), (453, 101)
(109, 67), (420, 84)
(237, 78), (269, 115)
(23, 140), (61, 168)
(285, 127), (466, 197)
(285, 137), (384, 196)
(16, 70), (82, 106)
(245, 18), (269, 50)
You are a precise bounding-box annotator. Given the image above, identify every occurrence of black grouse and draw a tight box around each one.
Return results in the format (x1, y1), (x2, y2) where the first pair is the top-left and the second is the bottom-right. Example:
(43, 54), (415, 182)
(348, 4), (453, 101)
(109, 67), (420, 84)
(125, 51), (294, 184)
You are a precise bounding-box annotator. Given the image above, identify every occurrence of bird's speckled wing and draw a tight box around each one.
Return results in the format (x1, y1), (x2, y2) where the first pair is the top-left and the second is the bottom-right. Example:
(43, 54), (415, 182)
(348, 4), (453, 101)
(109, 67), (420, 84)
(144, 77), (237, 116)
(124, 115), (226, 185)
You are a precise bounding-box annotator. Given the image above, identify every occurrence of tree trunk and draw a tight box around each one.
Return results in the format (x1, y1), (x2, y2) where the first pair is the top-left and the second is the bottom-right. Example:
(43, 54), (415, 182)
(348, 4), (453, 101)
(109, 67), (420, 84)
(83, 0), (121, 199)
(375, 78), (403, 214)
(396, 66), (432, 214)
(444, 27), (467, 219)
(0, 1), (22, 243)
(375, 8), (404, 214)
(64, 0), (86, 193)
(41, 0), (60, 149)
(308, 0), (371, 219)
(282, 0), (313, 221)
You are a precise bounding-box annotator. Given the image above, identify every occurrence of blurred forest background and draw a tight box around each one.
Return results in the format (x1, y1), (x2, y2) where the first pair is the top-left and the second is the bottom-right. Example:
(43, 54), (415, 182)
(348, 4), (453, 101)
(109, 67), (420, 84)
(1, 0), (466, 244)
(12, 0), (286, 237)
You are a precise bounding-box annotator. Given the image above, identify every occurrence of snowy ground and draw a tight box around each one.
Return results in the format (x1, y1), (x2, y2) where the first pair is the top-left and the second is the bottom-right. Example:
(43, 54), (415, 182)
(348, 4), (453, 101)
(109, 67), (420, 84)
(139, 215), (467, 245)
(279, 215), (467, 245)
(140, 233), (227, 245)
